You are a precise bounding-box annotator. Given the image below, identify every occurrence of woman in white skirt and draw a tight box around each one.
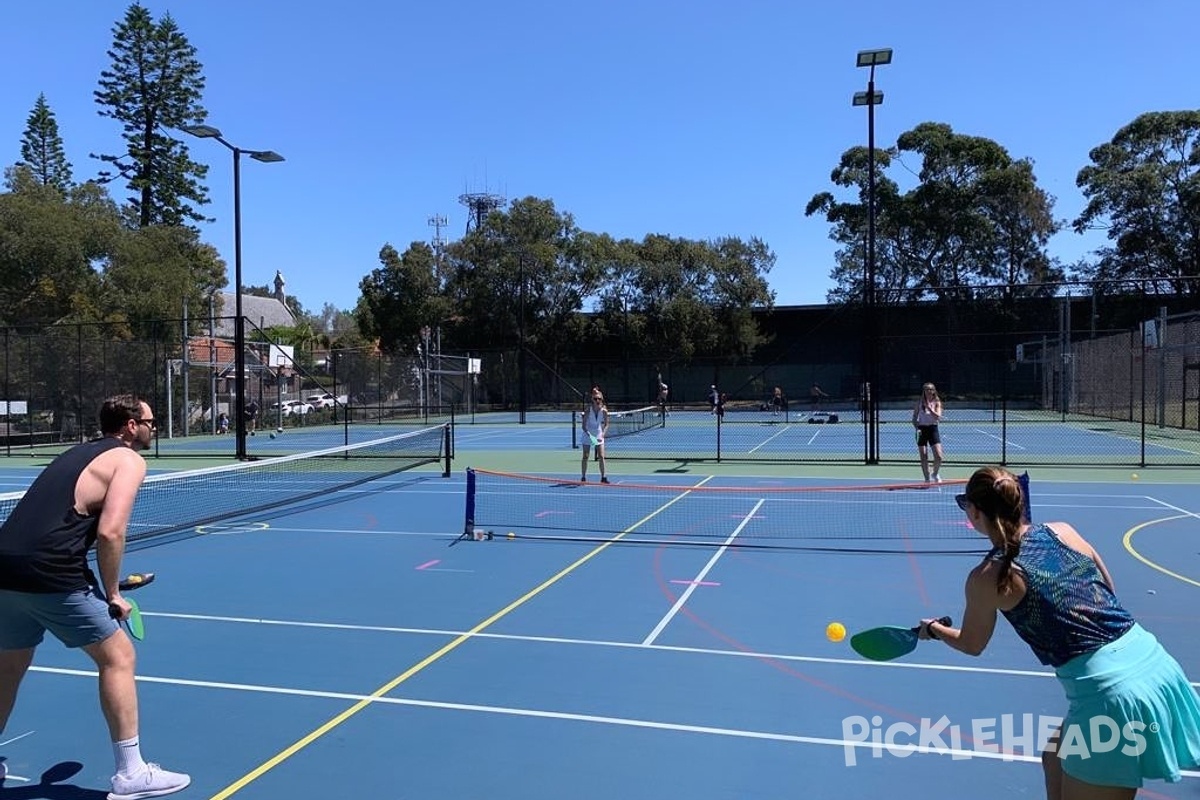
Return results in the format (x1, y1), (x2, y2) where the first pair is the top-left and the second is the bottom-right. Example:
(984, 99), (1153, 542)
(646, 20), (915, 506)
(581, 388), (609, 484)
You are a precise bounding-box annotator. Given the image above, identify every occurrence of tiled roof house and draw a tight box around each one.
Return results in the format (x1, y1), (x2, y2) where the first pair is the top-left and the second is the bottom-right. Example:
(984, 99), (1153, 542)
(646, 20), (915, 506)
(187, 270), (297, 382)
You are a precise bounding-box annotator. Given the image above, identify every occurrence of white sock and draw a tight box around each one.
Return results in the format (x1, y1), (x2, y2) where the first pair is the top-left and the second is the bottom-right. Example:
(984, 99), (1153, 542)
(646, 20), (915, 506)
(114, 736), (147, 776)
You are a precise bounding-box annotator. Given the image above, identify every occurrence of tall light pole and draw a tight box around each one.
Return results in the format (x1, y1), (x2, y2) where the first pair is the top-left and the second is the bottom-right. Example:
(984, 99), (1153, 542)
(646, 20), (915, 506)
(181, 124), (283, 460)
(854, 47), (891, 465)
(518, 251), (528, 425)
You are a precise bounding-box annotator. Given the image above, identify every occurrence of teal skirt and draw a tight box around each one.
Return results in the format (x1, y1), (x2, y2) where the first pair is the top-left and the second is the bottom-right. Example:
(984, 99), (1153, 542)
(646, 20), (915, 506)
(1054, 623), (1200, 788)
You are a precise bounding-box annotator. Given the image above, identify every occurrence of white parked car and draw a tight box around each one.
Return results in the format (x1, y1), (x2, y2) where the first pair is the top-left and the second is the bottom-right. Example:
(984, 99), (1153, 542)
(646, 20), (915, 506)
(281, 400), (314, 416)
(304, 393), (343, 410)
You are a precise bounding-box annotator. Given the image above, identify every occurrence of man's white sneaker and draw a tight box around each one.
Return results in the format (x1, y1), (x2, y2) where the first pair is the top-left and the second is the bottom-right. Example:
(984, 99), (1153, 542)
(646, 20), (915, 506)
(108, 763), (191, 800)
(933, 473), (942, 483)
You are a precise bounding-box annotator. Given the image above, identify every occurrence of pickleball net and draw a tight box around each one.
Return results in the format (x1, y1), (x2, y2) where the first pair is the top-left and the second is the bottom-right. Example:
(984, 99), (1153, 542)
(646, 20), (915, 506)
(461, 467), (1030, 553)
(0, 423), (452, 544)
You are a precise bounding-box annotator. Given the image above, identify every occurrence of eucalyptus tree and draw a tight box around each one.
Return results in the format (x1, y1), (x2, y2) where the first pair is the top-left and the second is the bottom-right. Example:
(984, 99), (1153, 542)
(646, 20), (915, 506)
(357, 241), (450, 354)
(1074, 110), (1200, 295)
(101, 224), (225, 338)
(443, 196), (594, 357)
(808, 122), (1060, 303)
(0, 169), (120, 326)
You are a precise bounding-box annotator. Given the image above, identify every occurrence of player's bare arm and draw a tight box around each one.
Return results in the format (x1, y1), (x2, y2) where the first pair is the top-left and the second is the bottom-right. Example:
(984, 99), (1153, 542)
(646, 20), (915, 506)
(922, 563), (1001, 655)
(83, 447), (147, 609)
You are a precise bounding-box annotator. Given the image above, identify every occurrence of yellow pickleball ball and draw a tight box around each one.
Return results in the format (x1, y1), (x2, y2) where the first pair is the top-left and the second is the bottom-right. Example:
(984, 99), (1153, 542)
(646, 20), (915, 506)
(507, 531), (516, 540)
(1131, 473), (1139, 480)
(826, 622), (847, 643)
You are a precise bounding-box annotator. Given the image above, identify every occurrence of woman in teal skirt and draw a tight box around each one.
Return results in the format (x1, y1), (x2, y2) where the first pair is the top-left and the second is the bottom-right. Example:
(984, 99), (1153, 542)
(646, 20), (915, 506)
(918, 466), (1200, 799)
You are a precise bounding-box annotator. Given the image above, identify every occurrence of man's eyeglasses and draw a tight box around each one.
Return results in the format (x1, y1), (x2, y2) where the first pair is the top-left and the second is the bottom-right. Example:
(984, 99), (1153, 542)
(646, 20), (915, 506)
(954, 494), (969, 512)
(135, 417), (156, 428)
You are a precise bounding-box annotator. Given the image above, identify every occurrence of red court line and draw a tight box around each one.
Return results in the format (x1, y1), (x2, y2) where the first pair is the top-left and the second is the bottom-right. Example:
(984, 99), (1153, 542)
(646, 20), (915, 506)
(649, 541), (1009, 752)
(899, 519), (932, 608)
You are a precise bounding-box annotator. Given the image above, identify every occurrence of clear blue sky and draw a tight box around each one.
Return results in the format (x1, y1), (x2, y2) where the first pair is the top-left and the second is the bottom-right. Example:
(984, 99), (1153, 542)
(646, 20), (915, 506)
(2, 1), (1195, 317)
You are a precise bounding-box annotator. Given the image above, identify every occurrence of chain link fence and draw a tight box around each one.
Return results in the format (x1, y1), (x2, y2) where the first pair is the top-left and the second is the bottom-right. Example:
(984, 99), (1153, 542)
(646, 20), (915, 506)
(474, 290), (1200, 468)
(2, 287), (1196, 466)
(0, 318), (466, 459)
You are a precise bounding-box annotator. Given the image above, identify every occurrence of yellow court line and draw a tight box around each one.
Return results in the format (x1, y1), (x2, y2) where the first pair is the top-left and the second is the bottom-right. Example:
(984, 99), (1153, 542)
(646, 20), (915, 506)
(1122, 514), (1200, 589)
(209, 475), (714, 799)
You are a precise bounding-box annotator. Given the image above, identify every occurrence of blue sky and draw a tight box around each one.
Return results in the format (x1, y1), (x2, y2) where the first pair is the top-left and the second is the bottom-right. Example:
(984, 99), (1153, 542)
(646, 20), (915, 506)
(2, 1), (1195, 317)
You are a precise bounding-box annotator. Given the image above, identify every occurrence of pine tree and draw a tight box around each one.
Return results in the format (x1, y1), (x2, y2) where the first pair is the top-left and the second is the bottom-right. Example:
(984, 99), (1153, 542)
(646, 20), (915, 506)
(18, 93), (73, 193)
(93, 2), (209, 227)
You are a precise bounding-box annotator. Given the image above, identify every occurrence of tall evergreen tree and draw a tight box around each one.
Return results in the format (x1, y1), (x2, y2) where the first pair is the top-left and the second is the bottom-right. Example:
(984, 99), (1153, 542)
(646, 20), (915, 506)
(18, 93), (73, 193)
(92, 2), (210, 227)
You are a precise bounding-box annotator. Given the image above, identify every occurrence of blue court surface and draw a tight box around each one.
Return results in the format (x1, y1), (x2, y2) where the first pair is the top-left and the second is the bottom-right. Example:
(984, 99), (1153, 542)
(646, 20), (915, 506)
(1, 427), (1198, 799)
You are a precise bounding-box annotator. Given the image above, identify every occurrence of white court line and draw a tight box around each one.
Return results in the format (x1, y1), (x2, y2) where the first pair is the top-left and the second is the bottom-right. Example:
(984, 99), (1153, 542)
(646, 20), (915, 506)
(141, 611), (1200, 688)
(973, 429), (1026, 450)
(0, 730), (35, 783)
(23, 665), (1200, 777)
(0, 730), (35, 747)
(1036, 422), (1200, 457)
(1070, 424), (1200, 456)
(747, 424), (794, 454)
(257, 525), (453, 538)
(1144, 496), (1200, 520)
(640, 498), (765, 646)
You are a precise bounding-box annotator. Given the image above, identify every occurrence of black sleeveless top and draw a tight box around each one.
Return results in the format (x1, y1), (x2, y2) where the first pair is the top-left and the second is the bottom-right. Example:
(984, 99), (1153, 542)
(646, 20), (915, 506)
(0, 438), (125, 592)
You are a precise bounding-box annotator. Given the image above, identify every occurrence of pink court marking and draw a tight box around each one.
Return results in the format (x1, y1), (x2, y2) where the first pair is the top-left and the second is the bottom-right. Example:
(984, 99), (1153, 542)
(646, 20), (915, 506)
(415, 560), (440, 570)
(670, 579), (721, 587)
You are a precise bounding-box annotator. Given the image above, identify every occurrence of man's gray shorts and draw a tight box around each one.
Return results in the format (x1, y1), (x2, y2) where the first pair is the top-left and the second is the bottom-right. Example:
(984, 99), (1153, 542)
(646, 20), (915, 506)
(0, 587), (119, 649)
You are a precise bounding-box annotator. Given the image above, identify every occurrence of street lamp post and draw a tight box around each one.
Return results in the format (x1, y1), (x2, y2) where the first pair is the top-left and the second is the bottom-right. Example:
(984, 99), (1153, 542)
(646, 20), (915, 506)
(854, 47), (891, 465)
(518, 252), (528, 425)
(181, 124), (283, 460)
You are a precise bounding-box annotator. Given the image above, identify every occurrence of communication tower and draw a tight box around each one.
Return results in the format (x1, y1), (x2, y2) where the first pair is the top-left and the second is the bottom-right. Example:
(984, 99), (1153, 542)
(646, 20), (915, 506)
(458, 190), (506, 235)
(428, 214), (448, 255)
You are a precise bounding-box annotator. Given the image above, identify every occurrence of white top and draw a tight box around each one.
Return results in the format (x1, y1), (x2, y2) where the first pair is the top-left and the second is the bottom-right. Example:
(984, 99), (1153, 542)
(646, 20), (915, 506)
(914, 399), (941, 426)
(584, 407), (606, 436)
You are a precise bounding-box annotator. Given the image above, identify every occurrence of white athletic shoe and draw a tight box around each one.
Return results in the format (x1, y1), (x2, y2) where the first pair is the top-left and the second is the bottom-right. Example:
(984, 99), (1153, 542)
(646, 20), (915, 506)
(108, 763), (191, 800)
(933, 473), (942, 483)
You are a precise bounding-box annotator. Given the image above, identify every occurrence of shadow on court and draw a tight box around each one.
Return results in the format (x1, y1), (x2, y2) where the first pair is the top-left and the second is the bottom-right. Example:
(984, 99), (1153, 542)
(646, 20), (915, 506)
(0, 761), (107, 799)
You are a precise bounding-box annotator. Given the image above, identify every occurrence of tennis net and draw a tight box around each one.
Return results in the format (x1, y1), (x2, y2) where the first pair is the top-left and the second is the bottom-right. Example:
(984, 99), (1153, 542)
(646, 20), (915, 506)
(606, 405), (665, 439)
(461, 468), (1026, 553)
(0, 424), (452, 543)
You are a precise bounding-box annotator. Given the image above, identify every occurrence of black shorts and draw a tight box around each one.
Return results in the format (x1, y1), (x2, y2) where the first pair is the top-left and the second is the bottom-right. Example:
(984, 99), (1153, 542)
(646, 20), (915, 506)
(916, 425), (941, 447)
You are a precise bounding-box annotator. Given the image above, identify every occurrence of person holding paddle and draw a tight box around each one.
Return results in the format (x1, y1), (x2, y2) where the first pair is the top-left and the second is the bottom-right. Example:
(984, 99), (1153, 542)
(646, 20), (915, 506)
(0, 395), (190, 799)
(580, 388), (610, 484)
(912, 382), (944, 482)
(918, 466), (1200, 799)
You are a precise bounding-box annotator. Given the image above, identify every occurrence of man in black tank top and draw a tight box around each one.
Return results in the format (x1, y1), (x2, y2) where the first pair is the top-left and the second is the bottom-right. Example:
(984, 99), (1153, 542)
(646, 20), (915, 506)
(0, 395), (189, 799)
